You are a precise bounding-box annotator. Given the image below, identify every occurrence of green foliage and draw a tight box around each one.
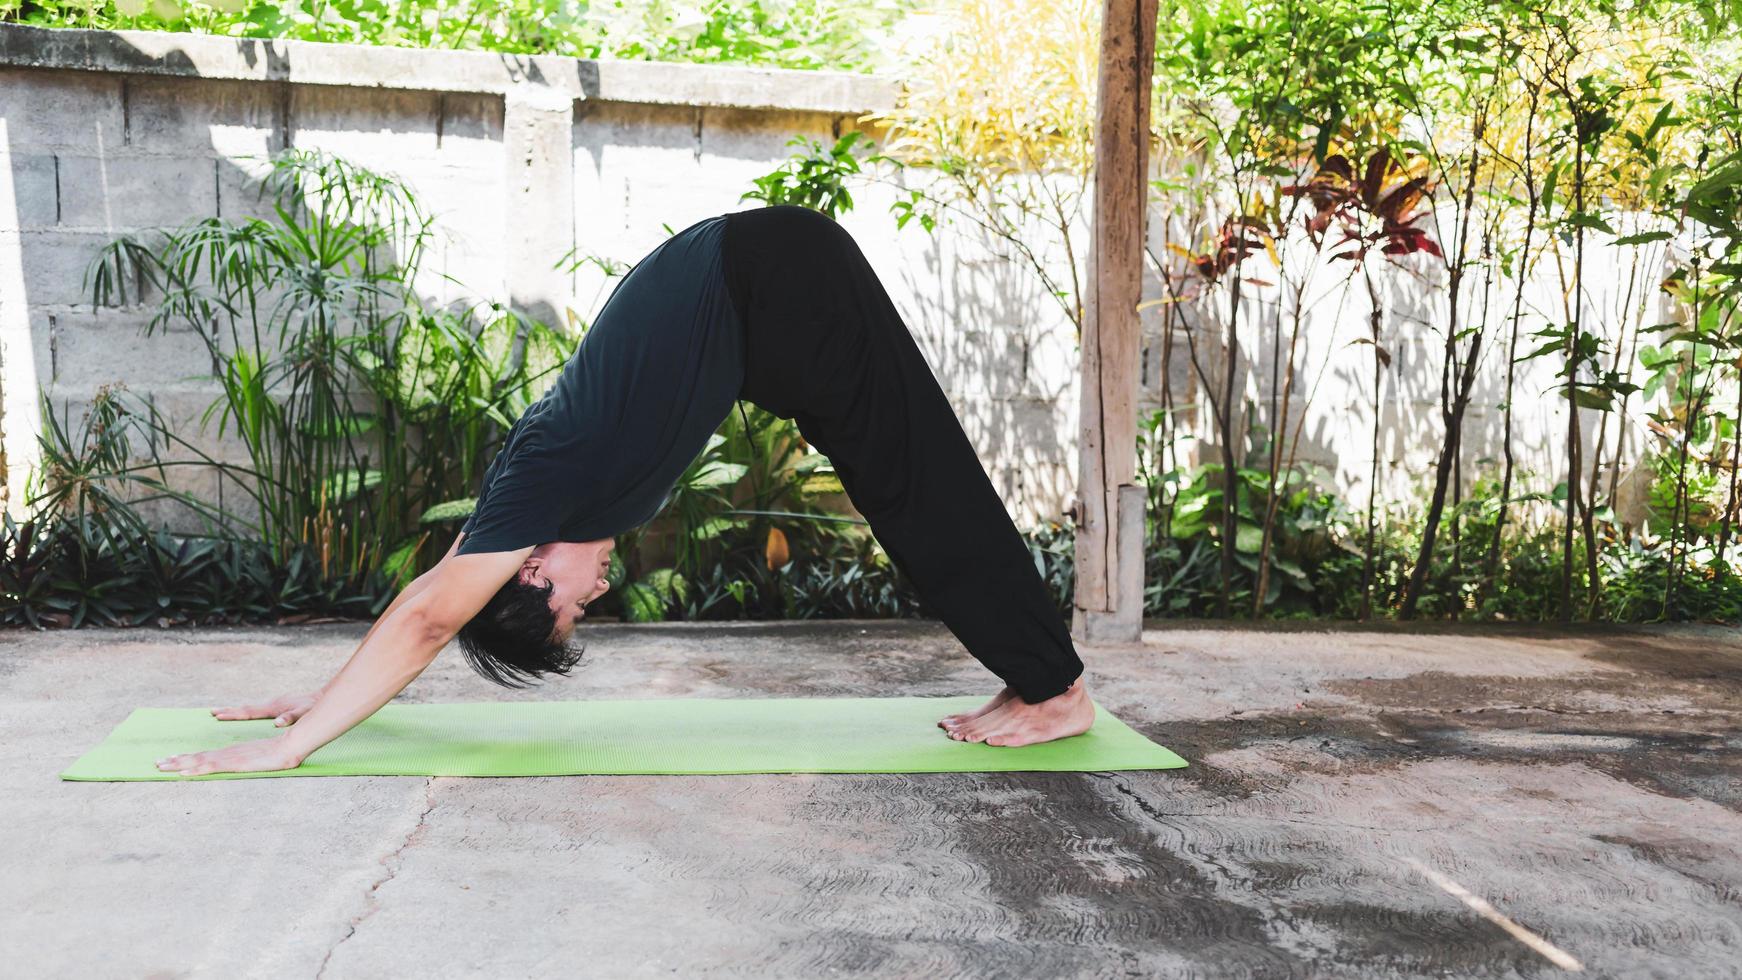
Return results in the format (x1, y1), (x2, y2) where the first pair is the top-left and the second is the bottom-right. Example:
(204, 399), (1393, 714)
(618, 568), (689, 623)
(1025, 457), (1742, 624)
(1144, 460), (1355, 616)
(595, 399), (898, 622)
(1, 514), (395, 628)
(741, 132), (886, 218)
(9, 380), (395, 624)
(418, 498), (477, 525)
(27, 386), (235, 547)
(3, 0), (916, 73)
(83, 148), (576, 579)
(675, 539), (923, 621)
(1024, 520), (1076, 616)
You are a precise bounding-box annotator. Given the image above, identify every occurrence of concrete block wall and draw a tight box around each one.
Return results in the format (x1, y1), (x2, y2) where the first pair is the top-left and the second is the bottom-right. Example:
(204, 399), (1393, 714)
(4, 25), (1654, 553)
(0, 24), (1085, 535)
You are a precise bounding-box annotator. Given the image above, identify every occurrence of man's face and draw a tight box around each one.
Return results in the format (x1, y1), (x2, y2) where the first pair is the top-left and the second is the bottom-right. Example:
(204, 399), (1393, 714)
(517, 539), (615, 644)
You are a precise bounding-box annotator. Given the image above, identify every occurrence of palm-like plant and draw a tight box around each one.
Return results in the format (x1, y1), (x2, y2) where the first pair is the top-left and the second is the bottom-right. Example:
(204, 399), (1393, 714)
(84, 149), (576, 585)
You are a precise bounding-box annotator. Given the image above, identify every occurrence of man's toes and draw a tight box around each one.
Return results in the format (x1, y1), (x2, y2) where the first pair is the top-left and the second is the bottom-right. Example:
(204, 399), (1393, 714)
(956, 718), (1000, 743)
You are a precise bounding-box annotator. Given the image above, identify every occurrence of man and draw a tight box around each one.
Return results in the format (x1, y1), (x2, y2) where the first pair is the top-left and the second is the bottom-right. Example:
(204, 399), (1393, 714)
(155, 206), (1093, 778)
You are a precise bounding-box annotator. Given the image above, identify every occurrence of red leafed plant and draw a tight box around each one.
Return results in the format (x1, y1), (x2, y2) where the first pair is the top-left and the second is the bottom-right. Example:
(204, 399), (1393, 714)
(1286, 148), (1443, 261)
(1173, 213), (1277, 284)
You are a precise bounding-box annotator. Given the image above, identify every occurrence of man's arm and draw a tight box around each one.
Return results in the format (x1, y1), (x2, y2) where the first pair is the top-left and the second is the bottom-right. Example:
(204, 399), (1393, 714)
(213, 533), (473, 724)
(158, 544), (531, 776)
(313, 531), (469, 700)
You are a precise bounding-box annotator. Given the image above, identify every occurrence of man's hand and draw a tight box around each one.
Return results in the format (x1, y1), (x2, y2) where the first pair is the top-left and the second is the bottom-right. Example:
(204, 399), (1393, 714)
(164, 542), (527, 778)
(211, 693), (319, 728)
(155, 735), (305, 777)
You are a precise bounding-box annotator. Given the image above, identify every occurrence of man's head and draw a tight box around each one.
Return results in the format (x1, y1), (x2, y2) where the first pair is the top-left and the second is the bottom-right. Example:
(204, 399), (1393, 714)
(455, 538), (615, 688)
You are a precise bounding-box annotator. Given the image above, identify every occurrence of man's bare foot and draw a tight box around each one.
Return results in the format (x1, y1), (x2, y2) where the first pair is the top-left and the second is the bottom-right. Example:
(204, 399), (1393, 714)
(945, 678), (1095, 747)
(938, 685), (1017, 731)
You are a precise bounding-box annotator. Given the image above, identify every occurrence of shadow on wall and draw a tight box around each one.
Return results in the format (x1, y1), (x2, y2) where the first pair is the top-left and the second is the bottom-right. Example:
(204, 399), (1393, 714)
(568, 100), (1084, 526)
(0, 36), (516, 533)
(888, 195), (1079, 527)
(1136, 199), (1665, 519)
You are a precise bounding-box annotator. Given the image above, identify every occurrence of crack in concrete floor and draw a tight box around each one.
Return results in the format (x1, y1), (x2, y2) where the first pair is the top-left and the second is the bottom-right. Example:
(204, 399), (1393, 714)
(315, 776), (439, 980)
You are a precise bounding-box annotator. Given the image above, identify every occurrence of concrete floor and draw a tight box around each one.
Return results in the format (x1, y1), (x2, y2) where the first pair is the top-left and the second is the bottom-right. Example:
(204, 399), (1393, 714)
(2, 620), (1740, 979)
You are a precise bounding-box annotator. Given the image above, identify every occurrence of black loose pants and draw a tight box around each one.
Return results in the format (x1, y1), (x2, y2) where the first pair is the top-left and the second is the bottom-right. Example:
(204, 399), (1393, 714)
(722, 206), (1084, 704)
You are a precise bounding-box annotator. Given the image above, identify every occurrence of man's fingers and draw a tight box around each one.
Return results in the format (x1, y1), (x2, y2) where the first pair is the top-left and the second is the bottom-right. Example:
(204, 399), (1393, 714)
(165, 753), (216, 775)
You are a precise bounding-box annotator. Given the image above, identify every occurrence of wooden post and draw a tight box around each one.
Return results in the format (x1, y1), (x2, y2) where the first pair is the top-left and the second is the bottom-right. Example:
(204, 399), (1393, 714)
(1073, 0), (1157, 645)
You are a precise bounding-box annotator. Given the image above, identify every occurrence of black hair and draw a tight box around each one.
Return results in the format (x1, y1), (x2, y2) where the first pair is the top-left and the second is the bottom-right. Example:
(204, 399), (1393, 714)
(455, 575), (583, 688)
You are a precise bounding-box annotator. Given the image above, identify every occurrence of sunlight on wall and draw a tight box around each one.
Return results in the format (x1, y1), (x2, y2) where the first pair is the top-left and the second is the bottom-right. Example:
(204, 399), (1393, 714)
(0, 116), (45, 520)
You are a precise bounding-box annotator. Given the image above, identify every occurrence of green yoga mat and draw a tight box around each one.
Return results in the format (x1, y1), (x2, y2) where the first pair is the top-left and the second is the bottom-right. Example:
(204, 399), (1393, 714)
(61, 696), (1187, 781)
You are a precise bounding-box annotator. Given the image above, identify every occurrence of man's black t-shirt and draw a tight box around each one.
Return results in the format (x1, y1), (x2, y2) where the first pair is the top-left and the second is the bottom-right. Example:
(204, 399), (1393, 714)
(456, 214), (744, 555)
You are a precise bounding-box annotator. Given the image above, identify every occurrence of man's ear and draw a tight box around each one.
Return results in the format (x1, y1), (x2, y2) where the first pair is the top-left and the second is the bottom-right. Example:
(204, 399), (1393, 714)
(516, 556), (544, 584)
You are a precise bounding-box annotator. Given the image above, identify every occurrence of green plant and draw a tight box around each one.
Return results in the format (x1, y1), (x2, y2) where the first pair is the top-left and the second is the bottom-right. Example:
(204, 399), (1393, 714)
(86, 148), (576, 582)
(0, 513), (395, 629)
(9, 380), (400, 627)
(740, 132), (886, 218)
(27, 385), (237, 547)
(4, 0), (916, 73)
(1024, 520), (1076, 616)
(587, 400), (856, 622)
(1145, 460), (1353, 614)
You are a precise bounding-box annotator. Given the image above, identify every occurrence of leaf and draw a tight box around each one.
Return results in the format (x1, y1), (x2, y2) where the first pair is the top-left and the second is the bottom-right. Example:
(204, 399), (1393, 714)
(1273, 558), (1309, 584)
(1360, 147), (1391, 206)
(621, 582), (666, 623)
(1642, 101), (1675, 143)
(1169, 515), (1207, 541)
(765, 526), (791, 571)
(1613, 231), (1673, 246)
(1375, 176), (1429, 223)
(1348, 337), (1392, 367)
(1563, 211), (1616, 235)
(688, 460), (749, 489)
(1687, 157), (1742, 205)
(320, 469), (383, 504)
(1516, 338), (1564, 363)
(691, 516), (735, 541)
(643, 568), (689, 606)
(1235, 522), (1264, 554)
(381, 536), (423, 590)
(419, 498), (477, 525)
